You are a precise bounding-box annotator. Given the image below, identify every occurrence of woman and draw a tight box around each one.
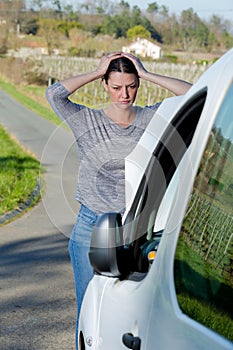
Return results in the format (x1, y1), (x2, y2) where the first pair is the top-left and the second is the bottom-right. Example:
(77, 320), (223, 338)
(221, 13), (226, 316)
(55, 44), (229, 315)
(46, 52), (191, 349)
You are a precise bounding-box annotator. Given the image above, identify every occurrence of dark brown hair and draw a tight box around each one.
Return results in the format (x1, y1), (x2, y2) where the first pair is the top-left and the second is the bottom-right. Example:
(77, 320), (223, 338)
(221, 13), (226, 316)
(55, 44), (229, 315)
(103, 56), (139, 85)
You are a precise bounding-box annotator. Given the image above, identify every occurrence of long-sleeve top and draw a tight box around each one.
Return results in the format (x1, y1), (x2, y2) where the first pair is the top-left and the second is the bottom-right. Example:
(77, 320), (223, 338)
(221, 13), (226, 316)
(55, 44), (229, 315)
(46, 82), (160, 214)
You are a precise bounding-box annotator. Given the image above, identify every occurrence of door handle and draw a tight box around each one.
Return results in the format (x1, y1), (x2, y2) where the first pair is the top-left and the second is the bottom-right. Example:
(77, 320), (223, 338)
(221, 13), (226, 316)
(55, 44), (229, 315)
(122, 333), (141, 350)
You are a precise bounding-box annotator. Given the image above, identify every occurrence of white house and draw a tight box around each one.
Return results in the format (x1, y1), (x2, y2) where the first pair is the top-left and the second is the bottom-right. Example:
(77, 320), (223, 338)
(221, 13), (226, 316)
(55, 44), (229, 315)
(122, 38), (161, 60)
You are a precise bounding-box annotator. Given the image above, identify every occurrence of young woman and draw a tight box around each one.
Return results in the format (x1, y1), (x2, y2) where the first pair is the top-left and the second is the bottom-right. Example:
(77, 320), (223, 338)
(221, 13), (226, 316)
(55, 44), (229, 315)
(46, 52), (192, 349)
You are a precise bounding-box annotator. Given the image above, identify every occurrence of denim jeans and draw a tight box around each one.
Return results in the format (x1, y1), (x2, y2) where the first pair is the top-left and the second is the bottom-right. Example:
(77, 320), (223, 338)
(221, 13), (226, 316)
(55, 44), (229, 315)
(68, 204), (100, 350)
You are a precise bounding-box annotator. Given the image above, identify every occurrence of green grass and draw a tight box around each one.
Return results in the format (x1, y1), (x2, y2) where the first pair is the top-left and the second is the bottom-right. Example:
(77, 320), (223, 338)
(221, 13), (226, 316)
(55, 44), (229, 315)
(0, 77), (51, 222)
(177, 294), (233, 341)
(0, 125), (42, 219)
(175, 238), (233, 342)
(0, 77), (68, 222)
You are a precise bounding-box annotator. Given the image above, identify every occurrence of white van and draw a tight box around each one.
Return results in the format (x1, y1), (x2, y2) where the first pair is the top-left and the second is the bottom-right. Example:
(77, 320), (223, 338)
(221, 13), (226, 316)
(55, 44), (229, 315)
(79, 49), (233, 350)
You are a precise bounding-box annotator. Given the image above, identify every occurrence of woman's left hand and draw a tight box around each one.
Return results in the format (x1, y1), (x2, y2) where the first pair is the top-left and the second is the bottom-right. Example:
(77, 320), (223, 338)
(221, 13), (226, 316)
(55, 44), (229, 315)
(96, 52), (123, 77)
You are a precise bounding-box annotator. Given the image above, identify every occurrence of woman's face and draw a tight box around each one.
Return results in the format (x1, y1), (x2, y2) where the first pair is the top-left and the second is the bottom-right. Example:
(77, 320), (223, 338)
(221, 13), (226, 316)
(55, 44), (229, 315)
(103, 71), (139, 109)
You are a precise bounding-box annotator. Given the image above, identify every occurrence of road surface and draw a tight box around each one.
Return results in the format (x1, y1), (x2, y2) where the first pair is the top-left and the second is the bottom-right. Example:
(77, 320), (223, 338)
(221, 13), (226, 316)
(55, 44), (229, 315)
(0, 88), (80, 349)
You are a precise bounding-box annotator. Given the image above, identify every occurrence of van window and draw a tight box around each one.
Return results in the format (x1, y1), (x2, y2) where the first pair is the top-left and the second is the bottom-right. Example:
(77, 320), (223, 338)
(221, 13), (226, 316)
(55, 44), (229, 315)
(174, 82), (233, 342)
(124, 91), (207, 274)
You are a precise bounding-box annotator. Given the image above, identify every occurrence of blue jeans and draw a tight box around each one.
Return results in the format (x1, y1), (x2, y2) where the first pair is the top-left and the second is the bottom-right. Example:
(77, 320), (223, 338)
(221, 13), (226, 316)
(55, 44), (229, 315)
(68, 204), (100, 350)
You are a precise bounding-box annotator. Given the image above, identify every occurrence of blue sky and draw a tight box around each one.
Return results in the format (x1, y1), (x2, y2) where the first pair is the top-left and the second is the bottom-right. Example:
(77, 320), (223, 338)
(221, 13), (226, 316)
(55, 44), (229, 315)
(127, 0), (233, 22)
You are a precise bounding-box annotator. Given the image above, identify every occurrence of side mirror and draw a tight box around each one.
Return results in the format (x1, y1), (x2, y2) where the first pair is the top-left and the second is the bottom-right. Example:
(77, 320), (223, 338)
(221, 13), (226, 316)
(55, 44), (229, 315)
(89, 213), (132, 277)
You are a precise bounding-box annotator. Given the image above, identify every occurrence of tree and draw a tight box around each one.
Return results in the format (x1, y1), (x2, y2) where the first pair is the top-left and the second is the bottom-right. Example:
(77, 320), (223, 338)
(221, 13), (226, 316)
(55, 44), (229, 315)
(160, 14), (179, 46)
(195, 21), (210, 48)
(210, 15), (222, 31)
(38, 18), (61, 55)
(119, 0), (130, 12)
(63, 4), (78, 22)
(127, 25), (151, 41)
(146, 2), (159, 21)
(131, 5), (142, 26)
(101, 15), (122, 37)
(21, 17), (39, 35)
(0, 0), (26, 50)
(53, 0), (61, 13)
(160, 5), (169, 18)
(222, 30), (233, 48)
(179, 8), (212, 50)
(30, 0), (43, 12)
(180, 8), (198, 29)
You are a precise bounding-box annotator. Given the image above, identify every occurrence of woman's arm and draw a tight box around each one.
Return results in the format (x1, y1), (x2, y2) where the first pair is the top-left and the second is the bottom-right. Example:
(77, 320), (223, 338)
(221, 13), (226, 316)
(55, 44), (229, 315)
(139, 71), (192, 96)
(61, 70), (102, 94)
(122, 53), (192, 96)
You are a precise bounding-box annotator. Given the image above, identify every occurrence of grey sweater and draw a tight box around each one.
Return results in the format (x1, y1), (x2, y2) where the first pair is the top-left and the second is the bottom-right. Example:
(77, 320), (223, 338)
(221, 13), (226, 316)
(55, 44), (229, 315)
(46, 82), (160, 214)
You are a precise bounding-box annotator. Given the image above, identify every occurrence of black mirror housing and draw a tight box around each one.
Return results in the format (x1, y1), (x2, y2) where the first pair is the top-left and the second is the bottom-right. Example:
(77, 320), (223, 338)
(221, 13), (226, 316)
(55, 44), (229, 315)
(89, 213), (132, 277)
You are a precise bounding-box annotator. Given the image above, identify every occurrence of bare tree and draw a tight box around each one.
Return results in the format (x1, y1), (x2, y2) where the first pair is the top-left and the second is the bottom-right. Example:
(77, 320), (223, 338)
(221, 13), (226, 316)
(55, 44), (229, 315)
(0, 0), (25, 51)
(38, 18), (60, 55)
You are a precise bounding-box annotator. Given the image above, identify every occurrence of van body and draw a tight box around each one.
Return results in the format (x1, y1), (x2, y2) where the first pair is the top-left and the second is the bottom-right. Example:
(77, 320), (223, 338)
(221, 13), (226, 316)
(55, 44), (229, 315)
(79, 49), (233, 350)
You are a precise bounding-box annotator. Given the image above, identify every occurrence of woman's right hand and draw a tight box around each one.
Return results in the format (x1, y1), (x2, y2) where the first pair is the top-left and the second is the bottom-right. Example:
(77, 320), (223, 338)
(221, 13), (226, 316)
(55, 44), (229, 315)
(95, 52), (123, 77)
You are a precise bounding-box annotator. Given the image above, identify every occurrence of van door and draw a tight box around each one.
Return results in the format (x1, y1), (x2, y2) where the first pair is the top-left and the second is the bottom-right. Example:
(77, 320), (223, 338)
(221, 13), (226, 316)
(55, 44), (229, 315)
(144, 83), (233, 349)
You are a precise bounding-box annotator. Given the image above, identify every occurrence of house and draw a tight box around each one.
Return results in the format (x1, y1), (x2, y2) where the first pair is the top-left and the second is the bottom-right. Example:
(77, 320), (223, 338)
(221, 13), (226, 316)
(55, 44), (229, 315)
(122, 38), (161, 60)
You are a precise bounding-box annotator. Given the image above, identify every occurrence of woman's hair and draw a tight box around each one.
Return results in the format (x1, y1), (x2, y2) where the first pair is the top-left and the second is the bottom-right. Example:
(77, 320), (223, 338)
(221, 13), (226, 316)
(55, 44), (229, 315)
(103, 56), (139, 85)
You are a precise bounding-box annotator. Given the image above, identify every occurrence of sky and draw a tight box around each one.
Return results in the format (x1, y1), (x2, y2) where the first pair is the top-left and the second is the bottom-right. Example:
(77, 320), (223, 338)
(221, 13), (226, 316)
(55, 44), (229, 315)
(127, 0), (233, 22)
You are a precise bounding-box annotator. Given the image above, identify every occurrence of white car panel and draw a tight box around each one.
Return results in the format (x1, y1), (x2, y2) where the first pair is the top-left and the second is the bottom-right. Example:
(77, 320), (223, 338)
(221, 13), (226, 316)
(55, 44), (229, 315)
(124, 95), (184, 220)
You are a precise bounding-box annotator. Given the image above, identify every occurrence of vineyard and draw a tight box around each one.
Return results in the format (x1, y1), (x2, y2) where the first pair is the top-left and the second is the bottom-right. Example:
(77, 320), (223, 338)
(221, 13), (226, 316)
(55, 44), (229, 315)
(38, 56), (208, 107)
(177, 124), (233, 286)
(174, 114), (233, 339)
(181, 191), (233, 282)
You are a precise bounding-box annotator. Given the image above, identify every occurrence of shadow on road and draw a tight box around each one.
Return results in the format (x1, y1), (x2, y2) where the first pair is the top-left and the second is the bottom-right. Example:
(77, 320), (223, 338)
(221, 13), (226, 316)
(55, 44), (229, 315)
(0, 233), (76, 350)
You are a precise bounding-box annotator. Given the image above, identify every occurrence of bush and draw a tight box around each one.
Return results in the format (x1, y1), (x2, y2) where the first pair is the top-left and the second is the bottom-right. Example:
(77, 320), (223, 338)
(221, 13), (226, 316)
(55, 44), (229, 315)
(23, 58), (48, 85)
(68, 47), (96, 57)
(163, 54), (178, 63)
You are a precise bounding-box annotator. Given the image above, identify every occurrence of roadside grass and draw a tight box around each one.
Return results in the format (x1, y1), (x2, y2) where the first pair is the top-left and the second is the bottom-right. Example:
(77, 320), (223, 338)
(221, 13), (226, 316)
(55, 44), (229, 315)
(177, 293), (233, 342)
(0, 77), (69, 223)
(0, 125), (42, 220)
(175, 239), (233, 342)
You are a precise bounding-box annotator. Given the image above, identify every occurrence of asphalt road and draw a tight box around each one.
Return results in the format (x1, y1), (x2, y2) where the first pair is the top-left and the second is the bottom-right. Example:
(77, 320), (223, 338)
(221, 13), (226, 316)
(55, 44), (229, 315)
(0, 88), (80, 349)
